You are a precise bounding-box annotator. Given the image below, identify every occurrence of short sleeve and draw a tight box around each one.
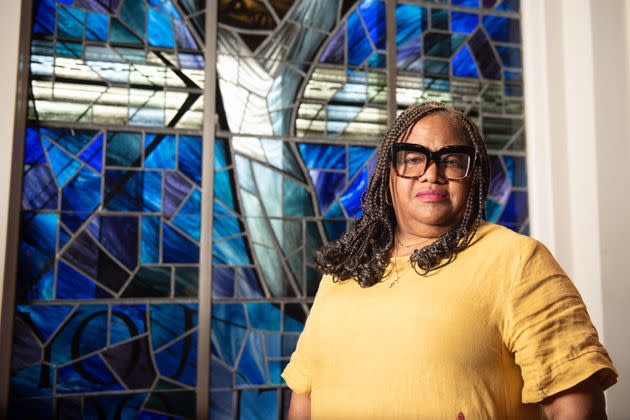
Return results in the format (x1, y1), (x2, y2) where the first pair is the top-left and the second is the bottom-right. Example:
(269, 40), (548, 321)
(281, 275), (332, 395)
(503, 240), (618, 403)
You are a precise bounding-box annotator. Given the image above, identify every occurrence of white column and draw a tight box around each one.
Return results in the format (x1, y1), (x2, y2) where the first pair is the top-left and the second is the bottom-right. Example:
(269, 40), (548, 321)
(0, 1), (23, 333)
(522, 0), (630, 414)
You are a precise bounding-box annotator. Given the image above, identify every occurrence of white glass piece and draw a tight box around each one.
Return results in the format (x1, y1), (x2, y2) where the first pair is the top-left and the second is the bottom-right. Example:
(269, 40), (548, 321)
(232, 136), (266, 162)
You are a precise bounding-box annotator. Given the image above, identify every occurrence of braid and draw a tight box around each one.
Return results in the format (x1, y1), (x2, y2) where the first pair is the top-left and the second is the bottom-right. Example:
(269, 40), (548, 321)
(315, 102), (491, 287)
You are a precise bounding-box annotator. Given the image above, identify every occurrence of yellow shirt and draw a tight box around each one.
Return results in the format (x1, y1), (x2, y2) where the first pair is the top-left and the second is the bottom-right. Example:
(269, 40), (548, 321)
(281, 222), (617, 419)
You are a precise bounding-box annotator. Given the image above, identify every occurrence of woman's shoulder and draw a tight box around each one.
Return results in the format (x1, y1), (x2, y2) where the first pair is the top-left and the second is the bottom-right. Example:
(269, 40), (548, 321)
(471, 221), (540, 255)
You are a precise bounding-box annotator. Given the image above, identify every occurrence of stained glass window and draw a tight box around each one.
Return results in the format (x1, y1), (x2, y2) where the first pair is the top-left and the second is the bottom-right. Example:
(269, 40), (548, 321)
(11, 0), (526, 418)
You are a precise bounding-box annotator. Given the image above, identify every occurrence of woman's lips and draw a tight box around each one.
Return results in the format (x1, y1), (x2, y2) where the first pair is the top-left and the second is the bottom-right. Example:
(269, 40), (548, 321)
(416, 189), (448, 202)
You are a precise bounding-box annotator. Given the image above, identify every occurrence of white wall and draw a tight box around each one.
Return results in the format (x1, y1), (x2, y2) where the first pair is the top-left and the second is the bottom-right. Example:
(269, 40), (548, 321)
(0, 1), (23, 339)
(522, 0), (630, 415)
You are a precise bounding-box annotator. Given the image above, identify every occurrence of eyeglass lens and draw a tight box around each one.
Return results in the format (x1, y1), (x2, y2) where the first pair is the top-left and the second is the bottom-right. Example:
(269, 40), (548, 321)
(395, 150), (470, 180)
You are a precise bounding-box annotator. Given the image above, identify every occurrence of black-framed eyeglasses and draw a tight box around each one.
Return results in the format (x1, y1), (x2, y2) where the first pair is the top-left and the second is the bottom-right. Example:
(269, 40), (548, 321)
(390, 143), (476, 181)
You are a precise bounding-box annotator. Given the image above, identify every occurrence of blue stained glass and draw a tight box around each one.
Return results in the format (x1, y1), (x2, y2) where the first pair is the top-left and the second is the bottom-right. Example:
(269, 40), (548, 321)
(328, 105), (362, 136)
(452, 45), (480, 78)
(148, 8), (175, 48)
(214, 138), (228, 170)
(43, 137), (81, 187)
(210, 391), (233, 420)
(119, 0), (147, 37)
(211, 304), (247, 366)
(62, 166), (101, 212)
(340, 167), (368, 217)
(496, 45), (522, 68)
(56, 41), (83, 58)
(52, 129), (97, 155)
(99, 216), (139, 270)
(468, 29), (501, 79)
(284, 178), (314, 217)
(145, 134), (176, 169)
(84, 393), (146, 420)
(110, 18), (143, 44)
(106, 132), (141, 167)
(10, 365), (52, 398)
(235, 268), (263, 298)
(310, 170), (346, 214)
(497, 0), (520, 12)
(178, 135), (202, 186)
(431, 8), (448, 30)
(174, 267), (199, 297)
(483, 15), (521, 43)
(110, 305), (147, 345)
(155, 332), (197, 386)
(234, 155), (255, 192)
(488, 155), (510, 203)
(160, 0), (182, 19)
(358, 0), (386, 49)
(22, 165), (58, 210)
(163, 223), (199, 263)
(213, 236), (250, 265)
(213, 214), (242, 241)
(269, 360), (283, 384)
(236, 332), (266, 385)
(348, 146), (375, 177)
(265, 333), (281, 358)
(282, 334), (299, 358)
(347, 10), (373, 66)
(239, 389), (277, 418)
(452, 0), (480, 7)
(214, 170), (236, 211)
(367, 53), (386, 68)
(57, 354), (123, 393)
(50, 305), (108, 365)
(141, 216), (159, 264)
(396, 5), (424, 47)
(58, 6), (85, 38)
(324, 220), (347, 241)
(320, 23), (345, 64)
(451, 11), (479, 33)
(283, 313), (304, 333)
(150, 304), (198, 350)
(25, 128), (45, 164)
(212, 267), (235, 298)
(424, 32), (466, 58)
(247, 303), (281, 331)
(174, 19), (197, 49)
(15, 305), (73, 342)
(172, 214), (200, 241)
(397, 37), (422, 71)
(18, 213), (58, 292)
(298, 143), (345, 170)
(57, 260), (112, 299)
(499, 191), (528, 225)
(79, 132), (104, 172)
(324, 201), (345, 219)
(210, 358), (232, 389)
(503, 155), (527, 187)
(178, 187), (202, 216)
(33, 0), (56, 35)
(86, 12), (108, 41)
(27, 267), (54, 301)
(178, 53), (204, 69)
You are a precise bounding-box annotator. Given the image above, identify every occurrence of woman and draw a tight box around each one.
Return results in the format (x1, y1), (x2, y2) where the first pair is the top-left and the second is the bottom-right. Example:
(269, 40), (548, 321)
(281, 102), (617, 419)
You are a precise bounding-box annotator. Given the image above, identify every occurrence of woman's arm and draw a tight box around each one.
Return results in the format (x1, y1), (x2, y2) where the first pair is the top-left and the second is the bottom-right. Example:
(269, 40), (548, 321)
(287, 392), (311, 420)
(542, 374), (607, 420)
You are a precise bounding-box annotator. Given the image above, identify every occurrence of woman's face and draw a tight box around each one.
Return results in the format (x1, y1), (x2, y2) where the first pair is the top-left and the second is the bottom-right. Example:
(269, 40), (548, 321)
(390, 113), (473, 238)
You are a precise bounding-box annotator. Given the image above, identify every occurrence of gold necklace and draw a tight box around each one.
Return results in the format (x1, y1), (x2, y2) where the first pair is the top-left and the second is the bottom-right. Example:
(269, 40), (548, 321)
(389, 245), (414, 288)
(396, 236), (429, 249)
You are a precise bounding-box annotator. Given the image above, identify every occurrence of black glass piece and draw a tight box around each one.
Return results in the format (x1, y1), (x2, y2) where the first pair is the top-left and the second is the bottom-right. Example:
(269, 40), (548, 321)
(468, 29), (501, 80)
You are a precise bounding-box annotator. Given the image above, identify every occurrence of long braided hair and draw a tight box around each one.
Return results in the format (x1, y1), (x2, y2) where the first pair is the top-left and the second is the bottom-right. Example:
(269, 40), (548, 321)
(314, 102), (490, 287)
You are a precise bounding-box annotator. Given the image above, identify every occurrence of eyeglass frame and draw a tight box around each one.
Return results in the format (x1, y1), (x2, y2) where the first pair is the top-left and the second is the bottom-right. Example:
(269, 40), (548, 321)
(389, 143), (476, 181)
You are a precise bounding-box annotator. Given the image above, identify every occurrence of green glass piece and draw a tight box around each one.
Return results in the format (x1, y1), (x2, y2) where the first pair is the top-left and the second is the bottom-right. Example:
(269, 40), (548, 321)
(175, 267), (199, 297)
(482, 117), (523, 150)
(110, 18), (143, 45)
(119, 0), (147, 37)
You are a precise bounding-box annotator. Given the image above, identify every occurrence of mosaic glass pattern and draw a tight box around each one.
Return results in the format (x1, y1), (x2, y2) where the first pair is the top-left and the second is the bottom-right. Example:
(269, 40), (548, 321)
(12, 0), (526, 418)
(212, 0), (526, 417)
(12, 0), (205, 418)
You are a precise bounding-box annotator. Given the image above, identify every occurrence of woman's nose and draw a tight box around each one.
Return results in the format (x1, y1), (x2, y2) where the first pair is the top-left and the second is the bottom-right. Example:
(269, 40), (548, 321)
(419, 159), (442, 183)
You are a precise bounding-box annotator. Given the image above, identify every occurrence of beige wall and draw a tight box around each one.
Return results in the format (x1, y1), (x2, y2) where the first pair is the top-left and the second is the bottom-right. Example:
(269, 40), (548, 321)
(522, 0), (630, 415)
(0, 1), (23, 336)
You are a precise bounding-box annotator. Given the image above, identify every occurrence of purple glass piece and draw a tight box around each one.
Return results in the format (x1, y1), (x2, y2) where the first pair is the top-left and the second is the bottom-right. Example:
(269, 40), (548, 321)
(320, 24), (345, 64)
(22, 165), (58, 210)
(482, 0), (497, 7)
(164, 171), (192, 219)
(467, 29), (501, 80)
(11, 316), (42, 371)
(73, 0), (122, 13)
(101, 336), (157, 389)
(488, 155), (510, 203)
(397, 36), (422, 71)
(98, 216), (138, 270)
(174, 20), (197, 49)
(62, 231), (99, 278)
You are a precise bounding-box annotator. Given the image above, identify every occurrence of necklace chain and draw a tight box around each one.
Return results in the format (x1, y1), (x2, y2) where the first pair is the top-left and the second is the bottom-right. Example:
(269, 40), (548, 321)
(396, 236), (428, 248)
(389, 242), (414, 288)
